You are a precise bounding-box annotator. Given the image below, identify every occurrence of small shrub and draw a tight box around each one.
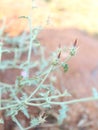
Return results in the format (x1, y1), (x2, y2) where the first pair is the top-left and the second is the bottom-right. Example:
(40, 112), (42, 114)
(0, 1), (98, 130)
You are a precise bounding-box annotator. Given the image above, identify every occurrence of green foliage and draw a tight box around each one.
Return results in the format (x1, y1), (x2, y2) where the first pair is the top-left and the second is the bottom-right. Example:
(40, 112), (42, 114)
(0, 16), (77, 128)
(70, 45), (78, 56)
(58, 105), (68, 125)
(62, 63), (69, 72)
(0, 15), (72, 129)
(30, 113), (46, 128)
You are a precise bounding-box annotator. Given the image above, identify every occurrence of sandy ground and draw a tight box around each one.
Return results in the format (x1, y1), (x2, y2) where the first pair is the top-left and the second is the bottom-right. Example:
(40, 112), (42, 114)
(0, 0), (98, 35)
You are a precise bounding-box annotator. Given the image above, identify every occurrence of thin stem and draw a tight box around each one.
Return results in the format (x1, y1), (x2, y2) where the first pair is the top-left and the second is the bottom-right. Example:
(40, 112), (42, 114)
(26, 96), (98, 108)
(26, 65), (54, 101)
(0, 104), (18, 111)
(0, 99), (16, 103)
(26, 102), (46, 107)
(25, 125), (34, 130)
(29, 93), (69, 102)
(27, 16), (34, 64)
(12, 116), (25, 130)
(0, 82), (14, 88)
(54, 54), (72, 70)
(49, 96), (98, 105)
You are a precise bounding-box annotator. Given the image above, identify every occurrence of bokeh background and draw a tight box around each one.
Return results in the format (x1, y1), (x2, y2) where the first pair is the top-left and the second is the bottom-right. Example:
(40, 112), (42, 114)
(1, 0), (98, 130)
(0, 0), (98, 36)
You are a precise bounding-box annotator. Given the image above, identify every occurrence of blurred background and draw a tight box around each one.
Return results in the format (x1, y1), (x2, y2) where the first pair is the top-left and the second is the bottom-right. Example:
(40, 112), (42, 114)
(0, 1), (98, 130)
(0, 0), (98, 36)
